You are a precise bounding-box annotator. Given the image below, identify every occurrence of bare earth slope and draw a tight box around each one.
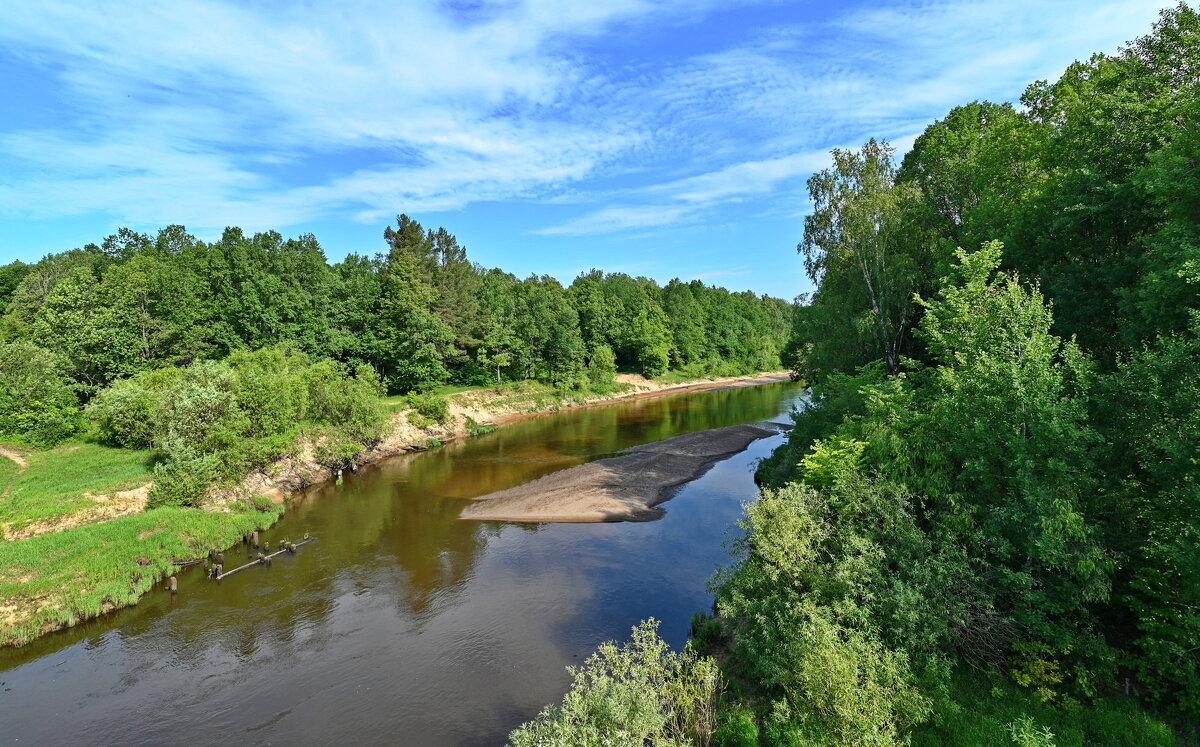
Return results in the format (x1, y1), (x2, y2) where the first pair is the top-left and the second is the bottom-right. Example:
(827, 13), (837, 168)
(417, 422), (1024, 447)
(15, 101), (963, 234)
(459, 424), (778, 523)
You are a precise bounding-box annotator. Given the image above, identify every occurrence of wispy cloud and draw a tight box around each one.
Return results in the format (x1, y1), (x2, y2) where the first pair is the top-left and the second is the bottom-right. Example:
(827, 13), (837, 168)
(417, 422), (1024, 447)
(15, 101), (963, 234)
(0, 0), (1177, 295)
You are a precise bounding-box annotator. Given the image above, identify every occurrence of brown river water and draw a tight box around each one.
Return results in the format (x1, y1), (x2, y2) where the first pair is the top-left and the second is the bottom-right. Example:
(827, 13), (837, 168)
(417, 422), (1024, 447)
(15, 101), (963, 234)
(0, 381), (805, 746)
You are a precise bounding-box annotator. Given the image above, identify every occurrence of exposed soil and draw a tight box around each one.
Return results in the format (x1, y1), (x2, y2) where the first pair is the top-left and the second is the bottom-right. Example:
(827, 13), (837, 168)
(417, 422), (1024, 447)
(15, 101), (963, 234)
(229, 372), (792, 505)
(0, 446), (28, 469)
(459, 424), (778, 523)
(3, 484), (151, 541)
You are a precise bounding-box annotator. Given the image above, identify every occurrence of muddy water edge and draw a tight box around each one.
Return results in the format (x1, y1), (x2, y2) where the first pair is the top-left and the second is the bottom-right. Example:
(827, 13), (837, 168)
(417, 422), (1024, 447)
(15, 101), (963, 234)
(0, 381), (806, 746)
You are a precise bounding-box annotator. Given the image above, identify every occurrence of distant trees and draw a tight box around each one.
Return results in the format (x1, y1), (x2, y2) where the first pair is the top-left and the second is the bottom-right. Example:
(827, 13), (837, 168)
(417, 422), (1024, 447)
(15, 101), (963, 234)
(0, 214), (792, 448)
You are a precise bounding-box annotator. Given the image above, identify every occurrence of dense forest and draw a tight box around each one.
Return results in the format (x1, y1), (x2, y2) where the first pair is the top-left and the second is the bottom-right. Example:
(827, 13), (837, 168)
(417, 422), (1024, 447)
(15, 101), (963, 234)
(516, 5), (1199, 745)
(0, 214), (791, 447)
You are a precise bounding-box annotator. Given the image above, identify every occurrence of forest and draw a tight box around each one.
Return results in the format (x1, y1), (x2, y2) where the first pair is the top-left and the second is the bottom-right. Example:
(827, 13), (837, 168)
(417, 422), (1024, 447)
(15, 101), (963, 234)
(0, 213), (791, 450)
(515, 5), (1199, 745)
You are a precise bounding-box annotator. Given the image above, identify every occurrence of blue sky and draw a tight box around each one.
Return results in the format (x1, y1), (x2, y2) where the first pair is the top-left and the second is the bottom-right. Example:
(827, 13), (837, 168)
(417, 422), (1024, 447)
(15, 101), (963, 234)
(0, 0), (1174, 299)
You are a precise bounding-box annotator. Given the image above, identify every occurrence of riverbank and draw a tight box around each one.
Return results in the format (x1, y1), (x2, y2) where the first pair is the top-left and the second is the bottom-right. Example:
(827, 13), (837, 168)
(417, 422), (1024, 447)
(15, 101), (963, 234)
(235, 371), (791, 504)
(460, 424), (779, 523)
(0, 371), (790, 647)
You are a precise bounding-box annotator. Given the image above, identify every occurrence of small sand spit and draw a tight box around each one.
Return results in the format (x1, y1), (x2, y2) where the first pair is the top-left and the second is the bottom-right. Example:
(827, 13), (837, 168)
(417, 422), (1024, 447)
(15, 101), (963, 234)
(459, 424), (778, 523)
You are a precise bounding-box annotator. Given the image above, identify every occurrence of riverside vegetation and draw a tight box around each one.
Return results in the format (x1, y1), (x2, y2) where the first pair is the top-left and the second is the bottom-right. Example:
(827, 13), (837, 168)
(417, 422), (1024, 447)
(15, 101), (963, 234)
(514, 7), (1199, 746)
(0, 213), (791, 645)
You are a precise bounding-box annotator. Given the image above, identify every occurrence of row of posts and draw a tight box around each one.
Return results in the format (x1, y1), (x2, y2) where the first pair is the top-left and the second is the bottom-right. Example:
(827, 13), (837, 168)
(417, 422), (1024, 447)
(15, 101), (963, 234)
(168, 528), (304, 593)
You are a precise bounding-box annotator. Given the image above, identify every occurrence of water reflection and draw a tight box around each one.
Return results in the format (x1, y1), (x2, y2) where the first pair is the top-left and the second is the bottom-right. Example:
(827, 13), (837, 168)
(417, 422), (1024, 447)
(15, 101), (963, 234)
(0, 382), (804, 746)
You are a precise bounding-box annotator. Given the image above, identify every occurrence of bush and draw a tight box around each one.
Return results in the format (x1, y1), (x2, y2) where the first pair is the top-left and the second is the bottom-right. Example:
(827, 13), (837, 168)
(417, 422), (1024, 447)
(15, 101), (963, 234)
(407, 392), (450, 424)
(147, 449), (219, 508)
(587, 343), (617, 387)
(510, 619), (720, 747)
(713, 707), (758, 747)
(464, 416), (496, 437)
(314, 427), (365, 471)
(0, 340), (80, 446)
(87, 378), (157, 448)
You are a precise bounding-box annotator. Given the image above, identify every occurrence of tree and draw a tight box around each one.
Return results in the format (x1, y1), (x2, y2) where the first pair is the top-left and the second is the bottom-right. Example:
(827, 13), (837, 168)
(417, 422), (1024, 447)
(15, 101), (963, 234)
(0, 340), (80, 445)
(375, 241), (454, 393)
(906, 243), (1109, 669)
(800, 139), (929, 377)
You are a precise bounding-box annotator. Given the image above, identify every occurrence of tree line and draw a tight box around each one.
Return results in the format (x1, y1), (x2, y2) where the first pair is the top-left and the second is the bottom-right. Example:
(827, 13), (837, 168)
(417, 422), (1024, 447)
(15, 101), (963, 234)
(0, 215), (792, 447)
(515, 5), (1198, 744)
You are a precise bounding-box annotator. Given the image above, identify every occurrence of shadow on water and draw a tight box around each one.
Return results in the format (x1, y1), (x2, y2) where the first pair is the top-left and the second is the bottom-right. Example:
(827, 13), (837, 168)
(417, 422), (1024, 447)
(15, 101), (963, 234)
(0, 382), (806, 747)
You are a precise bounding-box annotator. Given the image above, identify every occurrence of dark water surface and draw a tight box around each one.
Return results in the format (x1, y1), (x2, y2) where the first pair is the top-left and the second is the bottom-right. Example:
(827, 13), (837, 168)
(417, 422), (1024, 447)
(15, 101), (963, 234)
(0, 382), (805, 746)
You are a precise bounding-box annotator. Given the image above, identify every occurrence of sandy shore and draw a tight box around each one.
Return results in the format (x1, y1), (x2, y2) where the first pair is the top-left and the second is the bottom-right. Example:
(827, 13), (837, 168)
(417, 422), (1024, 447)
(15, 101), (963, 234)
(235, 371), (794, 503)
(459, 424), (779, 523)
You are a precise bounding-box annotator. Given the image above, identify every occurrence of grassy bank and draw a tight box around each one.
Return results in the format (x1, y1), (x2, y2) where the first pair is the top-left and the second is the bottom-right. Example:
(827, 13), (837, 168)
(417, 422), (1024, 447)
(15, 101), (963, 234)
(0, 440), (283, 647)
(0, 502), (279, 647)
(0, 443), (155, 538)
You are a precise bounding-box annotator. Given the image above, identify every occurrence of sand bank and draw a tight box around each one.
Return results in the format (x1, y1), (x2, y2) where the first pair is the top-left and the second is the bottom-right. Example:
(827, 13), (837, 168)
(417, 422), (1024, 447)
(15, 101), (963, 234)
(459, 424), (779, 523)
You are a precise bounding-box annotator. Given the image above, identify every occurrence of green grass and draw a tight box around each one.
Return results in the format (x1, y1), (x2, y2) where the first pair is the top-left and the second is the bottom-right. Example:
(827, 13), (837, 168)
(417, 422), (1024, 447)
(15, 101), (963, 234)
(0, 503), (281, 646)
(431, 383), (490, 396)
(651, 362), (759, 386)
(0, 455), (19, 496)
(0, 443), (155, 535)
(911, 668), (1180, 746)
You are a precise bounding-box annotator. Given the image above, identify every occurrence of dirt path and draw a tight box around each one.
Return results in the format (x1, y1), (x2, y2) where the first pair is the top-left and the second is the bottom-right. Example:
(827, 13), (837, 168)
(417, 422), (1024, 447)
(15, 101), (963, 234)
(0, 446), (28, 469)
(459, 424), (779, 523)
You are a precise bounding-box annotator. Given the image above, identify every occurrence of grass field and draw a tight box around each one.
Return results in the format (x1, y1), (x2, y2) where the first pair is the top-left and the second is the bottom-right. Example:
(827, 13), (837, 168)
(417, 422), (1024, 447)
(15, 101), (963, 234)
(0, 503), (280, 646)
(0, 443), (156, 538)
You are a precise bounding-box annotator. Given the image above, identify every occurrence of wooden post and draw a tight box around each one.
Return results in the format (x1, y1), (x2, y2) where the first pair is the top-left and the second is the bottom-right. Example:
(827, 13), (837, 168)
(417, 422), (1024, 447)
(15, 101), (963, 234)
(251, 530), (259, 548)
(168, 576), (178, 594)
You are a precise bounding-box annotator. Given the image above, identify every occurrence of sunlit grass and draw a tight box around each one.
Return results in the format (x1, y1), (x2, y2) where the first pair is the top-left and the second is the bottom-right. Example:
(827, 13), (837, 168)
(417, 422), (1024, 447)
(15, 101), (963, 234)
(0, 443), (155, 534)
(0, 503), (281, 646)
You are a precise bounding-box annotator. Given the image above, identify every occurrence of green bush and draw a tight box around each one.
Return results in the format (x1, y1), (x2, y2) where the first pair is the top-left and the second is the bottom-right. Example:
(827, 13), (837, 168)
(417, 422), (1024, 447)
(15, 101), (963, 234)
(510, 619), (720, 747)
(713, 707), (758, 747)
(0, 340), (80, 446)
(147, 449), (219, 508)
(464, 416), (496, 437)
(407, 392), (450, 424)
(87, 374), (165, 448)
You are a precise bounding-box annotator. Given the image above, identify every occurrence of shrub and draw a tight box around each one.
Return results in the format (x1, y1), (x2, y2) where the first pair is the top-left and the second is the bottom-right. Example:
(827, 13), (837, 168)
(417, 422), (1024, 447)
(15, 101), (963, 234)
(464, 416), (496, 437)
(713, 706), (758, 747)
(147, 449), (219, 508)
(509, 619), (720, 747)
(408, 392), (450, 424)
(0, 340), (80, 446)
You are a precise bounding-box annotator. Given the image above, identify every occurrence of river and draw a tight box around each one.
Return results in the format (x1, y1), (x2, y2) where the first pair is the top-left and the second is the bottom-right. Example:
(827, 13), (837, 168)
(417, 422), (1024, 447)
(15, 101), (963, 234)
(0, 381), (805, 746)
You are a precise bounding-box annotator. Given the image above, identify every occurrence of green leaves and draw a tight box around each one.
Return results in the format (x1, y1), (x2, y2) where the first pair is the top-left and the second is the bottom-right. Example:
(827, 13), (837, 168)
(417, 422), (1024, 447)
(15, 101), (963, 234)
(509, 619), (721, 747)
(0, 340), (81, 446)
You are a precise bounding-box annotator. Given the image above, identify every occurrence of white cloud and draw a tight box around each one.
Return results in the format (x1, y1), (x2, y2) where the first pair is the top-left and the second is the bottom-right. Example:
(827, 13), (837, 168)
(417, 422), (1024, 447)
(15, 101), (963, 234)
(530, 0), (1173, 236)
(533, 204), (699, 236)
(0, 0), (1177, 247)
(0, 0), (761, 230)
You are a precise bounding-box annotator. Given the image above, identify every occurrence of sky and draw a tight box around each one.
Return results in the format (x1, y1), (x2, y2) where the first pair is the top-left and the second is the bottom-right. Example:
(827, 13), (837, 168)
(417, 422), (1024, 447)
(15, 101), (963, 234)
(0, 0), (1176, 299)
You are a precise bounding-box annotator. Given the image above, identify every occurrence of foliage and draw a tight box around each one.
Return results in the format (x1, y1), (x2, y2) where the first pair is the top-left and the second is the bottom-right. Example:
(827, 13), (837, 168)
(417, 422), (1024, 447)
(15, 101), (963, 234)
(798, 139), (931, 377)
(0, 340), (81, 446)
(509, 619), (720, 747)
(406, 392), (451, 428)
(82, 346), (389, 507)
